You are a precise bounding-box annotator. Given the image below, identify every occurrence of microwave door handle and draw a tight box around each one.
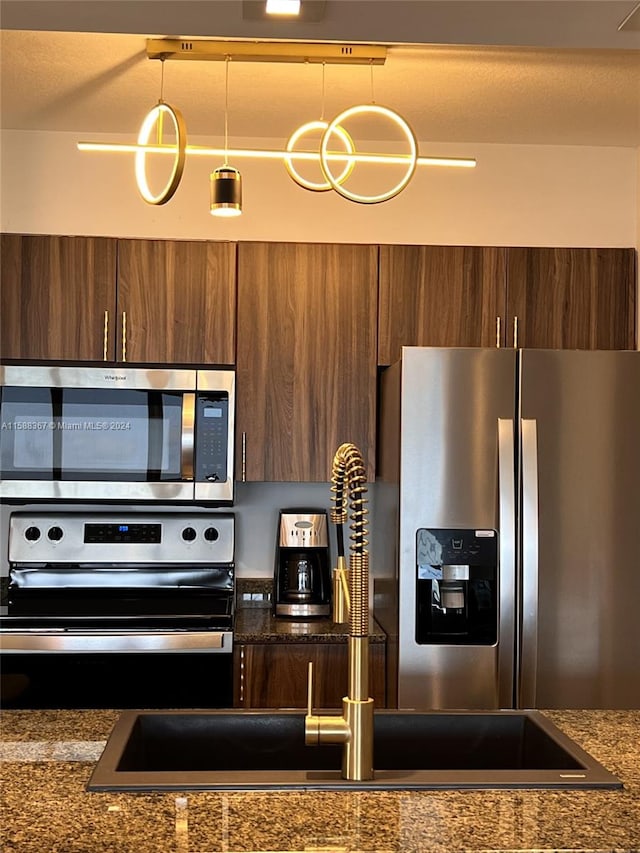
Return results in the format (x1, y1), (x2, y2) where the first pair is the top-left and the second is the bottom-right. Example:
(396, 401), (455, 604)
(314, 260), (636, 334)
(181, 393), (195, 480)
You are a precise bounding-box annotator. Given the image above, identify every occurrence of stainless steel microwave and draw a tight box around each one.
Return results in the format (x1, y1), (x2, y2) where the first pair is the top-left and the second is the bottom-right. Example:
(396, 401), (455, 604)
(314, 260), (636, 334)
(0, 365), (235, 503)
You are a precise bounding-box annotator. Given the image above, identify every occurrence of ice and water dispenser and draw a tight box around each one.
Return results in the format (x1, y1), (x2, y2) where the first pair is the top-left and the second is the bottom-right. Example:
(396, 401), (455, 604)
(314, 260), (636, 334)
(416, 528), (498, 645)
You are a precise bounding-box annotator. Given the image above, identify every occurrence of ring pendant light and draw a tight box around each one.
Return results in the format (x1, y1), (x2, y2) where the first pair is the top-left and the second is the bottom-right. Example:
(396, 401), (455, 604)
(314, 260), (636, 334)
(284, 120), (356, 190)
(319, 104), (418, 203)
(284, 63), (356, 192)
(318, 60), (417, 203)
(134, 60), (186, 205)
(320, 104), (418, 203)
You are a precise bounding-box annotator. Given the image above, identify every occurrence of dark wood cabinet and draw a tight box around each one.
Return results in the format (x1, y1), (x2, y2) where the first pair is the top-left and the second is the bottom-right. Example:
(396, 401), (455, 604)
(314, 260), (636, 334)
(378, 244), (506, 365)
(233, 641), (387, 709)
(236, 242), (378, 481)
(0, 234), (117, 361)
(378, 244), (636, 364)
(506, 247), (636, 350)
(1, 235), (236, 364)
(116, 239), (236, 364)
(4, 233), (634, 378)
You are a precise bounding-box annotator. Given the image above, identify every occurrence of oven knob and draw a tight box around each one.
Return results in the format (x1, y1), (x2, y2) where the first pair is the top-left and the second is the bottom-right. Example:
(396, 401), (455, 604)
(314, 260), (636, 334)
(48, 526), (64, 541)
(24, 526), (41, 542)
(182, 526), (197, 542)
(204, 526), (219, 542)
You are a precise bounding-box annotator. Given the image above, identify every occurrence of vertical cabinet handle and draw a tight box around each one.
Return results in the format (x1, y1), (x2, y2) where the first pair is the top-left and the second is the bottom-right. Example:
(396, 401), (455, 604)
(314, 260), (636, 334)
(241, 432), (247, 483)
(307, 660), (315, 715)
(103, 310), (109, 361)
(121, 311), (127, 362)
(496, 316), (501, 349)
(513, 315), (519, 349)
(238, 646), (245, 706)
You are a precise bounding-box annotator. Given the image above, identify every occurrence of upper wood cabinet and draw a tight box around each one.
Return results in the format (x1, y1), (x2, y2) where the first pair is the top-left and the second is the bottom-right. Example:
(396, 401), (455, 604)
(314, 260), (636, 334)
(1, 235), (236, 364)
(378, 244), (636, 364)
(236, 242), (378, 481)
(1, 234), (117, 361)
(116, 239), (236, 364)
(378, 245), (507, 365)
(506, 247), (636, 350)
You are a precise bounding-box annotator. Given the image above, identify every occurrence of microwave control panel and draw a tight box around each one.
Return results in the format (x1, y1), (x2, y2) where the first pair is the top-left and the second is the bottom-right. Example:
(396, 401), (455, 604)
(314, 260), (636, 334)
(195, 395), (229, 483)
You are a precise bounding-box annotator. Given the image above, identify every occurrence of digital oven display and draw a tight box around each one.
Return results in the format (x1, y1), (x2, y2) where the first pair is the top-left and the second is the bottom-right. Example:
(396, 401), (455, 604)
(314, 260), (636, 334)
(84, 523), (162, 544)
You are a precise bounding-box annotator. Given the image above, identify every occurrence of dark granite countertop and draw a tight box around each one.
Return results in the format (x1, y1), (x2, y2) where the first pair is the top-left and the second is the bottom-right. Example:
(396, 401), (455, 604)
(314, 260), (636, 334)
(2, 708), (640, 852)
(234, 606), (386, 643)
(235, 578), (386, 643)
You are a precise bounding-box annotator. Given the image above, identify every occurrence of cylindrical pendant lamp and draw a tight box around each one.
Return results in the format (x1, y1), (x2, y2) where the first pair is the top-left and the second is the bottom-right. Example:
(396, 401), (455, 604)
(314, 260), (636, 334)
(210, 166), (242, 216)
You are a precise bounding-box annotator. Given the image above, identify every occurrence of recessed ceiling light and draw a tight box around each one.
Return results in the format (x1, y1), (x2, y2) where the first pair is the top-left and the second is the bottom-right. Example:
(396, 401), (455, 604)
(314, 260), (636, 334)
(266, 0), (301, 14)
(243, 0), (325, 22)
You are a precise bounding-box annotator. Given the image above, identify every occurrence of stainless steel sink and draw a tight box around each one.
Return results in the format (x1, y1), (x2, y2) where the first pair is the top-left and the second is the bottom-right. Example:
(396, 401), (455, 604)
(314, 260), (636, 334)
(87, 709), (622, 792)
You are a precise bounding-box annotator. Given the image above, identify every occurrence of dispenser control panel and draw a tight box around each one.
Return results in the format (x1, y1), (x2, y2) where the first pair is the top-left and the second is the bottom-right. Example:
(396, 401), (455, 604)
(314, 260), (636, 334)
(417, 528), (497, 579)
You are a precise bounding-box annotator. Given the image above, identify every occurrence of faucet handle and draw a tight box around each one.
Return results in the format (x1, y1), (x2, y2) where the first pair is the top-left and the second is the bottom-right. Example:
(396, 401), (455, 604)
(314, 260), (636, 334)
(307, 660), (314, 715)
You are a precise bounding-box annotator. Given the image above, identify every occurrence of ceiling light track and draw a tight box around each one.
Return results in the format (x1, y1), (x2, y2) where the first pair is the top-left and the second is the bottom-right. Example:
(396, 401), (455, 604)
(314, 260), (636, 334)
(146, 39), (387, 65)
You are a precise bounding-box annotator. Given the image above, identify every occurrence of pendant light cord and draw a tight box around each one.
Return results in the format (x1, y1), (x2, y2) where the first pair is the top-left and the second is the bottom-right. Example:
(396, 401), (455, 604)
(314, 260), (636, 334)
(157, 58), (166, 144)
(370, 59), (376, 104)
(159, 57), (166, 103)
(320, 62), (326, 121)
(223, 55), (230, 167)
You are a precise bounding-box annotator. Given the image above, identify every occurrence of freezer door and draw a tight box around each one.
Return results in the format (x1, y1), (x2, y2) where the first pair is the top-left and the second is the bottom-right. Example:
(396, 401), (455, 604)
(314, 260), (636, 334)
(395, 347), (518, 710)
(519, 349), (640, 709)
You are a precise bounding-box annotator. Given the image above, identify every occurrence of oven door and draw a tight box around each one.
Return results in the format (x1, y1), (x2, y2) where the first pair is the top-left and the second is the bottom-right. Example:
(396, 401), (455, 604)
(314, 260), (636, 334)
(0, 365), (234, 502)
(0, 627), (233, 709)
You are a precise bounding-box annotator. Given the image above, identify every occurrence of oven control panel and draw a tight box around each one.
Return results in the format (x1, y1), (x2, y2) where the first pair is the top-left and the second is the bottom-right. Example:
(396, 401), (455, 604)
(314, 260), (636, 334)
(84, 523), (162, 544)
(8, 512), (235, 564)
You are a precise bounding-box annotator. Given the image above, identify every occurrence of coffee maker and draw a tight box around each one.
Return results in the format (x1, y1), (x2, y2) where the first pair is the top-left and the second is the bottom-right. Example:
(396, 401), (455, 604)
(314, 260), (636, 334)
(274, 509), (331, 618)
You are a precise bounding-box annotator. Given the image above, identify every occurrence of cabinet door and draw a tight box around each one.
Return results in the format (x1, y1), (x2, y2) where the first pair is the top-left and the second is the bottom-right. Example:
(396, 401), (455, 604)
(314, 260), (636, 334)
(378, 244), (507, 365)
(116, 239), (236, 364)
(237, 242), (378, 481)
(506, 247), (637, 349)
(233, 642), (387, 709)
(0, 234), (117, 361)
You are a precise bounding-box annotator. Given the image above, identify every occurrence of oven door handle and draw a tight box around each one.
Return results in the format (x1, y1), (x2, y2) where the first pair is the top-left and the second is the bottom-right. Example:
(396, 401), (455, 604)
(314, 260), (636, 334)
(0, 630), (233, 654)
(181, 392), (196, 481)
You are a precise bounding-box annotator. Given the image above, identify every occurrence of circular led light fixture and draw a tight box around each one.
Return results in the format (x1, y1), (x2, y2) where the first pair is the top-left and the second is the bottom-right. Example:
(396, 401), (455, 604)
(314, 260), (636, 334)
(284, 120), (356, 192)
(134, 102), (186, 205)
(320, 104), (418, 204)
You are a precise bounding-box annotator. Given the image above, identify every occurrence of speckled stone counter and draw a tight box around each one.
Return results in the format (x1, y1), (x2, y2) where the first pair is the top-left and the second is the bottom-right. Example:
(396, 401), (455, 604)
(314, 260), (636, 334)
(235, 578), (386, 644)
(235, 605), (386, 643)
(2, 708), (640, 852)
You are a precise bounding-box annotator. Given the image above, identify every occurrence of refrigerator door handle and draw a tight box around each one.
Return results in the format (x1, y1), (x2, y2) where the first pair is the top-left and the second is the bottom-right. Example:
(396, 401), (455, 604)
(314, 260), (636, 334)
(520, 418), (539, 708)
(498, 418), (516, 708)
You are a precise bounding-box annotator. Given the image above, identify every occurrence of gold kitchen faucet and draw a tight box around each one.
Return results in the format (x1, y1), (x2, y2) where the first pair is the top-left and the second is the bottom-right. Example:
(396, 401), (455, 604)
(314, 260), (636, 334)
(305, 442), (374, 782)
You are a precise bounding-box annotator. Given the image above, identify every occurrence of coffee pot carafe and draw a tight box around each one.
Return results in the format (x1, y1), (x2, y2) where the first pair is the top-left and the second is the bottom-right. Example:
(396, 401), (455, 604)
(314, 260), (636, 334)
(274, 509), (331, 618)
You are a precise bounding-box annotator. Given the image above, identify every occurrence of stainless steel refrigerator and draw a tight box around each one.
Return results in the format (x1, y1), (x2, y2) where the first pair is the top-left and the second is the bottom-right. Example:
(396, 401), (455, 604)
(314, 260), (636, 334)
(374, 347), (640, 710)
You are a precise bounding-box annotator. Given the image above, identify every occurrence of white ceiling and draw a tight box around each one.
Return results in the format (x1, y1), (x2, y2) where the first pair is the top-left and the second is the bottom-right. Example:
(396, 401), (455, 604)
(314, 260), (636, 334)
(1, 1), (639, 147)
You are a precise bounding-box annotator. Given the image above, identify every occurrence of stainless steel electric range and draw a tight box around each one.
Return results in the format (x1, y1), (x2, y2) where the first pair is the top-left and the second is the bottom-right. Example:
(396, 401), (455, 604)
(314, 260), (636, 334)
(0, 511), (235, 709)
